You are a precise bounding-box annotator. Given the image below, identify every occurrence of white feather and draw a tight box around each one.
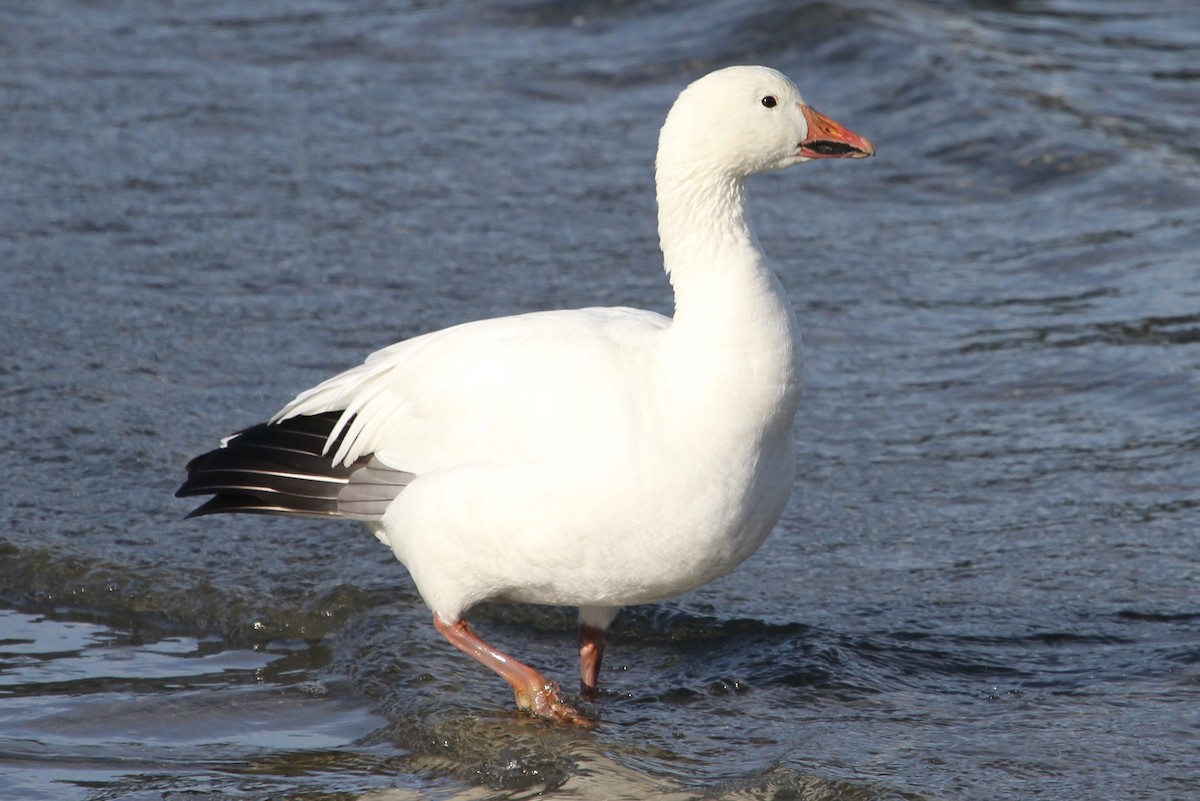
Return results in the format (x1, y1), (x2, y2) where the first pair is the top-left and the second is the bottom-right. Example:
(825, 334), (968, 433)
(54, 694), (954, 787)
(263, 66), (868, 624)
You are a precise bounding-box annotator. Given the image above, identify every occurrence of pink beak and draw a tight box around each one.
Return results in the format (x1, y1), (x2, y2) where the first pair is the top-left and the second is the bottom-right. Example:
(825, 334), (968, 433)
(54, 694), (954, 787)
(798, 104), (876, 159)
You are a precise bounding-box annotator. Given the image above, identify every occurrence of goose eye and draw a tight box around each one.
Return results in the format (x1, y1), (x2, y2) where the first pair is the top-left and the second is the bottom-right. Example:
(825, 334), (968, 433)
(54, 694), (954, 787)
(761, 95), (778, 109)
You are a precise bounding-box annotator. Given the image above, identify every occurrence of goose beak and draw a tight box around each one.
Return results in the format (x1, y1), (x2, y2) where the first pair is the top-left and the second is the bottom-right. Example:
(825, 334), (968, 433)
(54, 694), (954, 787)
(798, 104), (875, 159)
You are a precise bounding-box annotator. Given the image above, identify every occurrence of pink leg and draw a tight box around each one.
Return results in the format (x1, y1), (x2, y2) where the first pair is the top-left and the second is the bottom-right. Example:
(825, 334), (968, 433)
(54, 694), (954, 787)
(578, 624), (606, 700)
(432, 613), (591, 725)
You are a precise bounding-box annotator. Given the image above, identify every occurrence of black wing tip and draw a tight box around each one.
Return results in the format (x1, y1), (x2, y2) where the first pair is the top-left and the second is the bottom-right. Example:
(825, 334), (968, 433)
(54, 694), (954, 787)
(178, 412), (356, 521)
(182, 494), (346, 519)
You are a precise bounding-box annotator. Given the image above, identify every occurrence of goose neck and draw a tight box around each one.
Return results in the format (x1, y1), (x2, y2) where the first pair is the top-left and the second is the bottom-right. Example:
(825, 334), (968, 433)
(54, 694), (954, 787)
(655, 163), (757, 279)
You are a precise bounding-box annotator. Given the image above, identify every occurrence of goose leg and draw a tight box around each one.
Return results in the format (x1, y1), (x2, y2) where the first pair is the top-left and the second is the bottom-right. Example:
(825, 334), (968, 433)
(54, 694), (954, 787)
(432, 613), (591, 725)
(578, 624), (606, 700)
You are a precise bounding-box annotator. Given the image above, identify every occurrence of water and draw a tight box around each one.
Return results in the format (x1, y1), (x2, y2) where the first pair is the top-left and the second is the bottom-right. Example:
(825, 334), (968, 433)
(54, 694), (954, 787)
(2, 0), (1198, 798)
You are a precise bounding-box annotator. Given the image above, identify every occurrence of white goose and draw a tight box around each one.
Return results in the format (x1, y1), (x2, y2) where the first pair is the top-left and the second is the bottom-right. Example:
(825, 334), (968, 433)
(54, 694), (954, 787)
(178, 65), (874, 724)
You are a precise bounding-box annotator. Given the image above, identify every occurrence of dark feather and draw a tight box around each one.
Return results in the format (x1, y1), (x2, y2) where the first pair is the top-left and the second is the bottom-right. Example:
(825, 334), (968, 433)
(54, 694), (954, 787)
(178, 412), (362, 519)
(339, 457), (416, 521)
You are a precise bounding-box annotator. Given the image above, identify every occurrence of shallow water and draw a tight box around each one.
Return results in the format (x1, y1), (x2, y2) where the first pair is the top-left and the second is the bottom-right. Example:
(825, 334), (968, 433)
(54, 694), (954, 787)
(2, 1), (1199, 799)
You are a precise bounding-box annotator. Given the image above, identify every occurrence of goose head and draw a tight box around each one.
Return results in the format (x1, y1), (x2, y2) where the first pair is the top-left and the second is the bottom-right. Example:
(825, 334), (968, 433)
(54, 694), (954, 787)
(657, 65), (875, 180)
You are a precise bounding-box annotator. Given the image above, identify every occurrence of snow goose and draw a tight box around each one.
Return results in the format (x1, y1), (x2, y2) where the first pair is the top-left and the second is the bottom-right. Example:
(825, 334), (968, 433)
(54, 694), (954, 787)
(177, 65), (874, 724)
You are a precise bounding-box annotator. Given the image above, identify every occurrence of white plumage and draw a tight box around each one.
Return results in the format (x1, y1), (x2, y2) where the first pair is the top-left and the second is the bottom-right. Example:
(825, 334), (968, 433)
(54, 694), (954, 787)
(179, 65), (874, 722)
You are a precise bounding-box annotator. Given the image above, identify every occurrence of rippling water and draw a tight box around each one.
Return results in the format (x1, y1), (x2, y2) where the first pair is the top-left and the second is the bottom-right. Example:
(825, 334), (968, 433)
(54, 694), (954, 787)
(3, 1), (1198, 799)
